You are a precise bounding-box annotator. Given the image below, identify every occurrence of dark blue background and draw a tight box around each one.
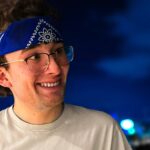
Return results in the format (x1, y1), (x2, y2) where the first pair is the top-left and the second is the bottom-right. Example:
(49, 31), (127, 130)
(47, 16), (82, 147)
(0, 0), (150, 123)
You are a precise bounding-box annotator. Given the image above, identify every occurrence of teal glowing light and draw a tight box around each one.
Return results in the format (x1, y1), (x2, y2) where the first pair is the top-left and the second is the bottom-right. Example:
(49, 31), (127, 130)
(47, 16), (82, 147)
(120, 119), (134, 130)
(128, 128), (136, 135)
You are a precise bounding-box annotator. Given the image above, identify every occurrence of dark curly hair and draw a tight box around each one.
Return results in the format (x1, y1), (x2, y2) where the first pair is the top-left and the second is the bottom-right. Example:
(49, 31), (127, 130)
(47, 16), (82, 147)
(0, 0), (60, 97)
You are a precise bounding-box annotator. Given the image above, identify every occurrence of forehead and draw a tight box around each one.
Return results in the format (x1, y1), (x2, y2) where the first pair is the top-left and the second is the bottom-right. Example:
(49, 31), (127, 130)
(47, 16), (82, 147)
(5, 42), (64, 59)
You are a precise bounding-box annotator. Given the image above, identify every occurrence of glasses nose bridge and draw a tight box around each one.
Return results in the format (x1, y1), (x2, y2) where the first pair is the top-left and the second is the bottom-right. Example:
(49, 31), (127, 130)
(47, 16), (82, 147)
(44, 52), (58, 70)
(47, 52), (56, 62)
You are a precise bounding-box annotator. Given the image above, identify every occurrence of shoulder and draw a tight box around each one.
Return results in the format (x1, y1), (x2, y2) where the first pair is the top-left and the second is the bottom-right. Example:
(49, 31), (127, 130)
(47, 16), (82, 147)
(64, 104), (132, 150)
(65, 104), (117, 128)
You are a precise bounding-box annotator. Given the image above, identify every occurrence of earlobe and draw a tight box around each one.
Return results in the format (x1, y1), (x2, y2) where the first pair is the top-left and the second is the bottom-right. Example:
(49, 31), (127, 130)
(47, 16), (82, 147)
(0, 68), (12, 88)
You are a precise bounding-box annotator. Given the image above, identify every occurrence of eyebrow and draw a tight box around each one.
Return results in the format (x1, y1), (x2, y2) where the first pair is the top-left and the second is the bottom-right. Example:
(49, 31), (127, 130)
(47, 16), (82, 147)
(21, 44), (41, 54)
(21, 43), (65, 54)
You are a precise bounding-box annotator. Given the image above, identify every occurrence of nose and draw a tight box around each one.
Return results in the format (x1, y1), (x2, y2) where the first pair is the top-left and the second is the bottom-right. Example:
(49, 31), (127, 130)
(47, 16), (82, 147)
(44, 55), (61, 75)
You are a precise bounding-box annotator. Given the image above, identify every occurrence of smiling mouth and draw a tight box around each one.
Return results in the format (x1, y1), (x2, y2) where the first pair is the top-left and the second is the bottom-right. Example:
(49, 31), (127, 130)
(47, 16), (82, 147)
(39, 81), (60, 88)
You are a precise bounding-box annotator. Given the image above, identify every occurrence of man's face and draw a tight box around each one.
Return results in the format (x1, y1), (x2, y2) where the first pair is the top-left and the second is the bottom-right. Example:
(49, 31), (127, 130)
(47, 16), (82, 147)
(4, 43), (69, 110)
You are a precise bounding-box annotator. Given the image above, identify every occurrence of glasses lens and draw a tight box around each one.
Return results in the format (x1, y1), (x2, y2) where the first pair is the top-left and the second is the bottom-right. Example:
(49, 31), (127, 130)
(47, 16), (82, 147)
(27, 53), (49, 73)
(56, 46), (74, 65)
(65, 46), (74, 63)
(26, 46), (74, 74)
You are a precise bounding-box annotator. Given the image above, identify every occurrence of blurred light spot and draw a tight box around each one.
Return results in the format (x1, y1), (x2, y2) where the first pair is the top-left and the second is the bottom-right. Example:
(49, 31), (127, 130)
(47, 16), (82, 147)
(120, 119), (134, 130)
(128, 128), (136, 135)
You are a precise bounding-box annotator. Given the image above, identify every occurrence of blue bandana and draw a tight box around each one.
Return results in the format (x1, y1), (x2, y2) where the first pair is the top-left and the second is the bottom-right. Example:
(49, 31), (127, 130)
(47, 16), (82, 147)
(0, 17), (63, 56)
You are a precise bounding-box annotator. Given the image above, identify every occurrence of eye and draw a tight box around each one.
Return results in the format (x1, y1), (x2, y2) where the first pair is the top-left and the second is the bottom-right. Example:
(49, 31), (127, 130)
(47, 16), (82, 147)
(55, 47), (65, 55)
(27, 53), (42, 61)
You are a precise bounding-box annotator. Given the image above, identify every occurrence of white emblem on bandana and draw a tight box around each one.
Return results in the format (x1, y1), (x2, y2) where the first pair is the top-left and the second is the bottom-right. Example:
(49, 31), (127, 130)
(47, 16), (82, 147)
(38, 28), (56, 43)
(26, 19), (62, 48)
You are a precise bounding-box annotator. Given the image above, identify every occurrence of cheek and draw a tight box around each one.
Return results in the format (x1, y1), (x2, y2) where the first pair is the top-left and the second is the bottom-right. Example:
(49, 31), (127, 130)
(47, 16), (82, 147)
(62, 65), (69, 80)
(9, 66), (34, 89)
(62, 66), (69, 83)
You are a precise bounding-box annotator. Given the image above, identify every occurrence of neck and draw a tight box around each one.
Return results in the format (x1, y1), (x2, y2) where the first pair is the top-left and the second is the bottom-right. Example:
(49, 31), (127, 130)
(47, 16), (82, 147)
(13, 103), (64, 125)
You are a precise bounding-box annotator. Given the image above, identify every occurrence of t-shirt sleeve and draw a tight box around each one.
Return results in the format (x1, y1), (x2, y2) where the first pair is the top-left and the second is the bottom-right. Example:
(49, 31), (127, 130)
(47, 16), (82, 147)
(111, 120), (133, 150)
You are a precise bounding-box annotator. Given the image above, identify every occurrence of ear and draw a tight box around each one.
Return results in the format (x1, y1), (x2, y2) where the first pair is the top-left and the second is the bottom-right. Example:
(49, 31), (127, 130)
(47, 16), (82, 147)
(0, 67), (12, 88)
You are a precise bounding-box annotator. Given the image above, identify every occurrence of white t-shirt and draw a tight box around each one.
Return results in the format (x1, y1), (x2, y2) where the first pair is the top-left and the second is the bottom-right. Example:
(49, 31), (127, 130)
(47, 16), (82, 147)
(0, 104), (132, 150)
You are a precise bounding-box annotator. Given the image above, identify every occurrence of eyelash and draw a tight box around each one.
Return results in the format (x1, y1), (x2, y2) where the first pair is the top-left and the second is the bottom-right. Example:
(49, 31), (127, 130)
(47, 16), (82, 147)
(25, 52), (39, 59)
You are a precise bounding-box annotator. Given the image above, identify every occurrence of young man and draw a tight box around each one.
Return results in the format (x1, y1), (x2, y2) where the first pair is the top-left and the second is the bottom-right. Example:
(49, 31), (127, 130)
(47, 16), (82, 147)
(0, 0), (132, 149)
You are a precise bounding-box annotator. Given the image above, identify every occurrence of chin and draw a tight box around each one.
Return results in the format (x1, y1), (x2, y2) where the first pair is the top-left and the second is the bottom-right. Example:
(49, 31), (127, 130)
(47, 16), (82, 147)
(40, 94), (64, 108)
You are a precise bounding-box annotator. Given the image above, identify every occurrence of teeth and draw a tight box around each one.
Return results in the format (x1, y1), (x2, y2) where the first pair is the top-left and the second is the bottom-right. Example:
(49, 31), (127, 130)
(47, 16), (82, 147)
(40, 81), (59, 87)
